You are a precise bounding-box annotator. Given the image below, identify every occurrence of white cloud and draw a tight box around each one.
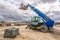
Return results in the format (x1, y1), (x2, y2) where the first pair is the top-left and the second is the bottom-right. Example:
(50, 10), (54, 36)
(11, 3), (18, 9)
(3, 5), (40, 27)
(0, 0), (60, 22)
(40, 0), (57, 3)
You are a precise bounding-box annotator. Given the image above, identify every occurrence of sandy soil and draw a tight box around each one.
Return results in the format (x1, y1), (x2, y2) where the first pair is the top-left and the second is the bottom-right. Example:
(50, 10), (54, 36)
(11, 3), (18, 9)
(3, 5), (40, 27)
(0, 25), (60, 40)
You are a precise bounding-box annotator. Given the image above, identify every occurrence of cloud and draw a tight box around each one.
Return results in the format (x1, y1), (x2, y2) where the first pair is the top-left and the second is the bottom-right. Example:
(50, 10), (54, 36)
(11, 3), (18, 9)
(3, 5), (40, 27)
(41, 0), (57, 3)
(36, 1), (60, 22)
(0, 0), (60, 22)
(0, 0), (25, 21)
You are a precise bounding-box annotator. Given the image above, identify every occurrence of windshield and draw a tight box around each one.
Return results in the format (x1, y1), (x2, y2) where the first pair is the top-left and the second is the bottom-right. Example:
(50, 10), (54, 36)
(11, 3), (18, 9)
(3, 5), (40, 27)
(31, 17), (40, 22)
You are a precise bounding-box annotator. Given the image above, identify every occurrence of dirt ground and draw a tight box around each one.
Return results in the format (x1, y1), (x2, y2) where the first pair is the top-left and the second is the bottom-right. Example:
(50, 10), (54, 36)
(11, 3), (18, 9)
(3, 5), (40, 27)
(0, 25), (60, 40)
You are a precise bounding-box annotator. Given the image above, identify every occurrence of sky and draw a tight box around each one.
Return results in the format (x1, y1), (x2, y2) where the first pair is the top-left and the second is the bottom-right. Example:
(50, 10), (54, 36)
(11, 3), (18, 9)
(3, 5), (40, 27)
(0, 0), (60, 22)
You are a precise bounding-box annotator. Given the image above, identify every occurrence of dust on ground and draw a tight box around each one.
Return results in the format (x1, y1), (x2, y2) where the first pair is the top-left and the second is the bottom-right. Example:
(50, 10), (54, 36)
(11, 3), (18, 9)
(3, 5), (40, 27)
(0, 25), (60, 40)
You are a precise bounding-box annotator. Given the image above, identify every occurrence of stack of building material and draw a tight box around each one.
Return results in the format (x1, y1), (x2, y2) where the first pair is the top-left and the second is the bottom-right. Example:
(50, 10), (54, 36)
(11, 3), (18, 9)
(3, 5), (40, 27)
(4, 27), (19, 38)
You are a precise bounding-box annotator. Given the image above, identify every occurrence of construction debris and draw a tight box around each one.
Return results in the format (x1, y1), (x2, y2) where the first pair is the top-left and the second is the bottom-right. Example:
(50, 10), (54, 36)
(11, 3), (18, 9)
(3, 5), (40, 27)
(4, 27), (19, 38)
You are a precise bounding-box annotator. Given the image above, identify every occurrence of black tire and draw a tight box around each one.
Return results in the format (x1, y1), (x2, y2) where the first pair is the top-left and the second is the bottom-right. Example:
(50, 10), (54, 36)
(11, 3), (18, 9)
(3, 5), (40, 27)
(40, 25), (48, 33)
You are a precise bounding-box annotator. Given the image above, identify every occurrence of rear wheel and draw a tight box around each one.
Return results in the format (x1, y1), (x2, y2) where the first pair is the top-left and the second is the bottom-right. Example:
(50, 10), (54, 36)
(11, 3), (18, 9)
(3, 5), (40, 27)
(40, 25), (48, 33)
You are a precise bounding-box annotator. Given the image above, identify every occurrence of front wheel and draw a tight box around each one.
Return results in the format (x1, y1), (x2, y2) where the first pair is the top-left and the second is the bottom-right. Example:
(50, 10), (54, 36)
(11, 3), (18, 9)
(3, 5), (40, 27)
(40, 25), (48, 33)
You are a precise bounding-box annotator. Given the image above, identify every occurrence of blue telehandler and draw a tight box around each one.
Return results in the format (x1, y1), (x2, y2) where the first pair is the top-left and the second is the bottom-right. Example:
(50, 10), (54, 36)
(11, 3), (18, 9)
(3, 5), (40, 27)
(20, 4), (54, 32)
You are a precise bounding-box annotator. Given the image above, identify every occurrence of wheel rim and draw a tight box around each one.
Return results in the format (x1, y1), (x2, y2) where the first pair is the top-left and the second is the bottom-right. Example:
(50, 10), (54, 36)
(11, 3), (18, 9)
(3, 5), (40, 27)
(41, 27), (45, 31)
(40, 25), (48, 32)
